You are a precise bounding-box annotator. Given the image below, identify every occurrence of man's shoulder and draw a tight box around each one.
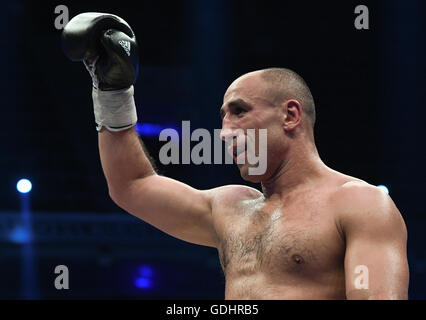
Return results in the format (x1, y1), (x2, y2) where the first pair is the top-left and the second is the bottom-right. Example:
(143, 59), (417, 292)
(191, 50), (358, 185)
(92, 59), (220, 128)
(324, 169), (382, 202)
(332, 178), (390, 210)
(327, 173), (400, 231)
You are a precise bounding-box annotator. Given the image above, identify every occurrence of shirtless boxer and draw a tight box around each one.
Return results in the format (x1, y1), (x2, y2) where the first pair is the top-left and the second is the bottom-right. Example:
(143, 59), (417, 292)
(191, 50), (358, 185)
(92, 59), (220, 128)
(62, 13), (409, 299)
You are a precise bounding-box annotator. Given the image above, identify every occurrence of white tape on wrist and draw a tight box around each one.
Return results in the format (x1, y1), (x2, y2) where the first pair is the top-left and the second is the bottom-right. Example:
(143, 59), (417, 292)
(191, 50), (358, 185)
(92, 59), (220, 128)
(92, 85), (138, 132)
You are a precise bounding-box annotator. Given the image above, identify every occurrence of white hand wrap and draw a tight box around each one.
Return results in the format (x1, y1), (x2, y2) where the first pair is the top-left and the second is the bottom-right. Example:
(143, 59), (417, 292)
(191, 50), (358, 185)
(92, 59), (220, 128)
(92, 85), (138, 132)
(84, 57), (138, 132)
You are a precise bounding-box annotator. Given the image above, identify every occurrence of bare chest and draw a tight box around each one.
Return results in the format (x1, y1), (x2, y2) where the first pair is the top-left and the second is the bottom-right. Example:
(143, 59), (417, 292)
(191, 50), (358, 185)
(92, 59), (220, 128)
(215, 196), (344, 278)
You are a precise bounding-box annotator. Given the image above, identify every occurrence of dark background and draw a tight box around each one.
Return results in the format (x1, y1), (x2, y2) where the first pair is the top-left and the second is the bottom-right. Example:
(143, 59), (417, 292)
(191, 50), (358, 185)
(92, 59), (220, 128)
(0, 0), (425, 299)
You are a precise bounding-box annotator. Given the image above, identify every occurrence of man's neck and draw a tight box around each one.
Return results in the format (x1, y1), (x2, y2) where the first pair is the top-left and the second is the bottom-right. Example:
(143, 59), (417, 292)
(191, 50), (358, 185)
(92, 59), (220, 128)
(261, 142), (327, 200)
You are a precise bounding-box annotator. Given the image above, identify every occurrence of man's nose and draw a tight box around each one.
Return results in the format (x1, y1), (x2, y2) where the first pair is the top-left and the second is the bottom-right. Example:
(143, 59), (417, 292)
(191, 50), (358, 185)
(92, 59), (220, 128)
(220, 125), (239, 142)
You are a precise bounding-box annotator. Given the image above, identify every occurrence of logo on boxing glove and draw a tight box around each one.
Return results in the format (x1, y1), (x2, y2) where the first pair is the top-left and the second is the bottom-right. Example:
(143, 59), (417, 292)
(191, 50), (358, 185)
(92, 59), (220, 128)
(118, 40), (131, 56)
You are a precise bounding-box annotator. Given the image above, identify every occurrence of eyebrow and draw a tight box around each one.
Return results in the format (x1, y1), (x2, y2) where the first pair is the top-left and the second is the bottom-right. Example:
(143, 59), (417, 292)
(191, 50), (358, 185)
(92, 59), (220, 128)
(220, 99), (251, 119)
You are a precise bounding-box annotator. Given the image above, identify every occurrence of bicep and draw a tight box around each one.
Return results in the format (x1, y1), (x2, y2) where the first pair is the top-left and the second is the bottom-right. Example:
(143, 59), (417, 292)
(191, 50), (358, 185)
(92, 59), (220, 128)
(342, 191), (409, 299)
(344, 228), (409, 299)
(112, 175), (218, 247)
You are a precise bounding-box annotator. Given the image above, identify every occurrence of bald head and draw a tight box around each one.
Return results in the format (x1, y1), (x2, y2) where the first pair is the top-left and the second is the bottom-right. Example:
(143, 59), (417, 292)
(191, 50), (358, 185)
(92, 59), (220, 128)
(258, 68), (316, 128)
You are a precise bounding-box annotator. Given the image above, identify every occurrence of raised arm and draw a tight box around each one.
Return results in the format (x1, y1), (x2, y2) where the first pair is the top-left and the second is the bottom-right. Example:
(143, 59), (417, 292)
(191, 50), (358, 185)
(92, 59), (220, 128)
(62, 12), (217, 247)
(338, 182), (409, 299)
(99, 127), (217, 247)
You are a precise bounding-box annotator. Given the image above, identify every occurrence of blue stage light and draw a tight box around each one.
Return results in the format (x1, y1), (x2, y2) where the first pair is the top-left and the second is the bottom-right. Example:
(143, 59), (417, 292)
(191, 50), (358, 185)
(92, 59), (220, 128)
(139, 265), (153, 277)
(9, 226), (31, 243)
(377, 185), (389, 195)
(136, 123), (165, 137)
(135, 122), (179, 138)
(17, 179), (32, 194)
(135, 277), (152, 289)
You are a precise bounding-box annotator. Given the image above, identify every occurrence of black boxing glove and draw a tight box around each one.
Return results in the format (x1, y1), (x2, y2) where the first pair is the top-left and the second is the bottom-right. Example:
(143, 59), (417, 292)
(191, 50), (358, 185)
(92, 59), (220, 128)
(62, 12), (139, 131)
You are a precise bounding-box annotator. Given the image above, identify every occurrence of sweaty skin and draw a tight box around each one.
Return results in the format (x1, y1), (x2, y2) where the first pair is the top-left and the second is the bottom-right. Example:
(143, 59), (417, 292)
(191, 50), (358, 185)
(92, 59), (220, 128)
(99, 70), (409, 300)
(213, 182), (346, 300)
(211, 175), (407, 299)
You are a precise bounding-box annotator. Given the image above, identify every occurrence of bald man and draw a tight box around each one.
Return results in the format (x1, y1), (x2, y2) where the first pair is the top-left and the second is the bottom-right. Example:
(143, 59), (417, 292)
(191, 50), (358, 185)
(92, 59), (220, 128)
(98, 67), (409, 300)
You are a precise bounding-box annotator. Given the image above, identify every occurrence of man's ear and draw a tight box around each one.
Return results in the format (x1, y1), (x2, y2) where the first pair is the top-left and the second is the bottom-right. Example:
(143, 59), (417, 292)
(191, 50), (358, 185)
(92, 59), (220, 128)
(283, 99), (302, 130)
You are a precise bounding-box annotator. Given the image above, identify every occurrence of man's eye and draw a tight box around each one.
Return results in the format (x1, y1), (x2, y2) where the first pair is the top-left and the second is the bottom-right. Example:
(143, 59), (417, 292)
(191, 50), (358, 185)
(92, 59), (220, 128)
(235, 107), (246, 115)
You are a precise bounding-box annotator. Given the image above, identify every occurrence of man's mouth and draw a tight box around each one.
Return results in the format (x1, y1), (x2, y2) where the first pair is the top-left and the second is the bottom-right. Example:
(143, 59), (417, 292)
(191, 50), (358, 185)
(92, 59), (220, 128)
(229, 144), (246, 163)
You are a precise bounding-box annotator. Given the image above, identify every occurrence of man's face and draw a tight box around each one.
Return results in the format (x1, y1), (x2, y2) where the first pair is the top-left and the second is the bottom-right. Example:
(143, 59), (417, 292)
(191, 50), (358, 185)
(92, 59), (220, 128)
(220, 73), (287, 182)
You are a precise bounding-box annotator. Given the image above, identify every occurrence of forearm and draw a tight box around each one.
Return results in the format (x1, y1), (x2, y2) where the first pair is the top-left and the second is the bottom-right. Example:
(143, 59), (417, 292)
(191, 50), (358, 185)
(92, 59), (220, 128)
(63, 13), (154, 200)
(98, 127), (156, 198)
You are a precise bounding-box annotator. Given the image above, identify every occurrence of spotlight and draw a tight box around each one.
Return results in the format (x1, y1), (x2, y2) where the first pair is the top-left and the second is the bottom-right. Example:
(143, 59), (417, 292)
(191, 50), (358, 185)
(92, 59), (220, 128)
(136, 123), (166, 137)
(135, 277), (152, 289)
(9, 226), (31, 244)
(139, 265), (153, 277)
(135, 122), (179, 137)
(17, 179), (32, 194)
(377, 185), (389, 195)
